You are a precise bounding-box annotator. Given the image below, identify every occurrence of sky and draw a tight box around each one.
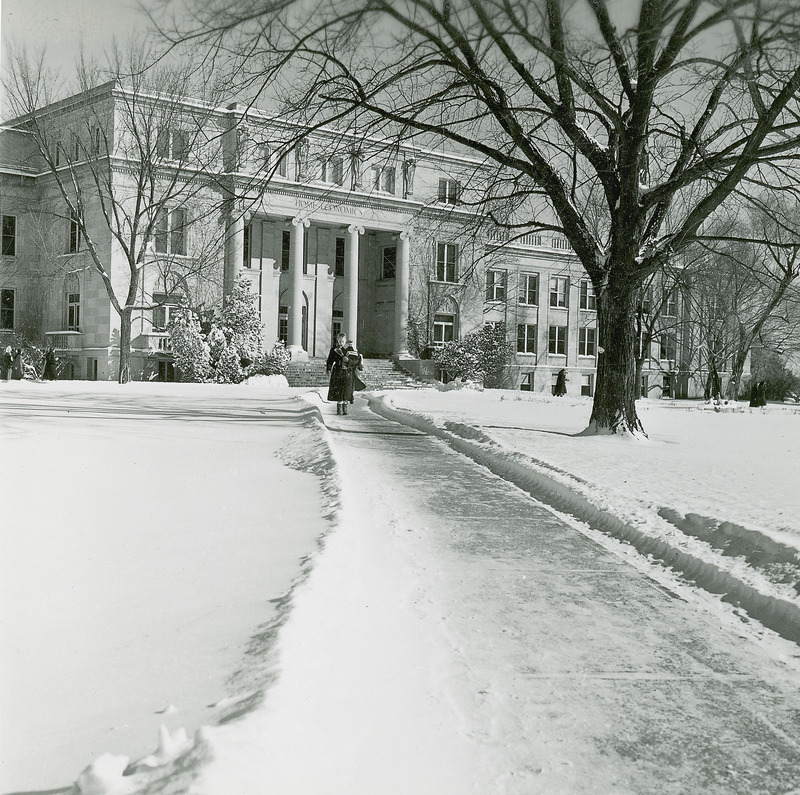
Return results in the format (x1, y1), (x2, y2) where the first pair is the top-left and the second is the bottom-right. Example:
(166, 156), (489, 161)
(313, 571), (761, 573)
(1, 0), (154, 114)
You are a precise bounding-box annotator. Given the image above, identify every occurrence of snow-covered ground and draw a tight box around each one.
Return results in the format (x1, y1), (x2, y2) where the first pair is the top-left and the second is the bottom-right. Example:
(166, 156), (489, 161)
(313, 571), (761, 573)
(0, 380), (330, 794)
(2, 382), (800, 794)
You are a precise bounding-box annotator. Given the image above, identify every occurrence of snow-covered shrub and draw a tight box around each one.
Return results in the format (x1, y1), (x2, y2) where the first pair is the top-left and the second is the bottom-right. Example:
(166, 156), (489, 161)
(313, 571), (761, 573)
(214, 342), (244, 383)
(220, 277), (264, 360)
(433, 324), (514, 387)
(168, 309), (211, 382)
(249, 341), (291, 376)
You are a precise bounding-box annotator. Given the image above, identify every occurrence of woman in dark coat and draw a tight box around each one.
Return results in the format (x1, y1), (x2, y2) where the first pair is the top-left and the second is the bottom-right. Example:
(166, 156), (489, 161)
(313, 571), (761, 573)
(42, 345), (58, 380)
(326, 332), (363, 415)
(554, 368), (568, 396)
(10, 348), (23, 380)
(1, 346), (11, 380)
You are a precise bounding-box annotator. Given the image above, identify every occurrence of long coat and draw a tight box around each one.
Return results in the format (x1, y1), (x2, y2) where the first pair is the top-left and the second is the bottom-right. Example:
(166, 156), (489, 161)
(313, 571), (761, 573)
(326, 346), (363, 402)
(10, 350), (23, 380)
(42, 349), (58, 380)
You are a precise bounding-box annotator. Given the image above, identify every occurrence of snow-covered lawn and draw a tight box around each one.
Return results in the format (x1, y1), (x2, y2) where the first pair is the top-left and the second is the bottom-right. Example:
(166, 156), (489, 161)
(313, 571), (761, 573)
(0, 380), (329, 794)
(3, 381), (800, 794)
(382, 389), (800, 544)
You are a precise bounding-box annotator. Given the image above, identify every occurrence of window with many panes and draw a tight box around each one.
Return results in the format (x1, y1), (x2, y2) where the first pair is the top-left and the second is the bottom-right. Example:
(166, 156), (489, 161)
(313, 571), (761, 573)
(519, 272), (538, 305)
(520, 372), (534, 391)
(382, 246), (397, 279)
(154, 208), (187, 255)
(0, 289), (14, 329)
(579, 279), (596, 310)
(433, 313), (455, 346)
(438, 178), (460, 204)
(278, 305), (288, 343)
(335, 236), (345, 277)
(486, 269), (506, 301)
(549, 276), (569, 308)
(68, 212), (82, 254)
(548, 325), (567, 355)
(2, 215), (16, 256)
(435, 243), (458, 282)
(581, 374), (594, 396)
(660, 333), (677, 361)
(67, 291), (80, 330)
(517, 324), (536, 354)
(578, 327), (596, 356)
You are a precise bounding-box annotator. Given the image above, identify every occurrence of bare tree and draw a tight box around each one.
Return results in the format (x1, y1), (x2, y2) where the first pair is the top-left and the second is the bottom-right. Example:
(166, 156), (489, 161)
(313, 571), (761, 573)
(4, 44), (227, 382)
(158, 0), (800, 433)
(684, 204), (800, 399)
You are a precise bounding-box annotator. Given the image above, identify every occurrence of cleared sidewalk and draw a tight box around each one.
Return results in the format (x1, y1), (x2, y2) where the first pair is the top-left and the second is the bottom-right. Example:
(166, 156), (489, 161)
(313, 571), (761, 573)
(318, 396), (800, 795)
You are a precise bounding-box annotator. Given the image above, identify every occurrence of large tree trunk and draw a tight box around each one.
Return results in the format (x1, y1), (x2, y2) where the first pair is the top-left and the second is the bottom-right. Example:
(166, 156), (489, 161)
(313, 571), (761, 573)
(585, 283), (645, 437)
(118, 307), (132, 384)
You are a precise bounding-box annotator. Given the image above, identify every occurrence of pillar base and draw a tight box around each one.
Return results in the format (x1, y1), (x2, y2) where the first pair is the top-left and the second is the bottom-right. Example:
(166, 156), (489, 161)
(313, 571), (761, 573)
(393, 350), (413, 361)
(288, 346), (309, 362)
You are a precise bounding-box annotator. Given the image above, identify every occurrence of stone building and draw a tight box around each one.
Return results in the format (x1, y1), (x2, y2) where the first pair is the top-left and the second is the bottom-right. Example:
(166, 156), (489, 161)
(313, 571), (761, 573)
(0, 82), (717, 396)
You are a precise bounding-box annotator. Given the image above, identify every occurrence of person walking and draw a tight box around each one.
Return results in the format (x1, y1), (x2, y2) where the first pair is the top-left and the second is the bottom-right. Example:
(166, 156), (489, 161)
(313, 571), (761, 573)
(554, 368), (568, 396)
(42, 345), (58, 380)
(1, 346), (11, 380)
(10, 348), (24, 380)
(326, 332), (362, 415)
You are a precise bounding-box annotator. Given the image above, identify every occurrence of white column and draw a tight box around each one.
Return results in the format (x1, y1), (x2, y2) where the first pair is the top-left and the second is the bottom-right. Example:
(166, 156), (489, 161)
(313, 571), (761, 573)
(345, 224), (364, 347)
(288, 216), (310, 360)
(394, 230), (411, 358)
(223, 205), (245, 298)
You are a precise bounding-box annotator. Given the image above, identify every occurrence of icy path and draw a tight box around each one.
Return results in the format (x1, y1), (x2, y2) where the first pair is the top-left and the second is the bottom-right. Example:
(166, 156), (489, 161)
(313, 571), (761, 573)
(194, 395), (800, 794)
(0, 382), (328, 794)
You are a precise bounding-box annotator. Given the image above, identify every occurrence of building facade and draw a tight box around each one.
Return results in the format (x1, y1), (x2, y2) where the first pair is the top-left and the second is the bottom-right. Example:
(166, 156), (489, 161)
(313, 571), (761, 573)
(0, 83), (718, 396)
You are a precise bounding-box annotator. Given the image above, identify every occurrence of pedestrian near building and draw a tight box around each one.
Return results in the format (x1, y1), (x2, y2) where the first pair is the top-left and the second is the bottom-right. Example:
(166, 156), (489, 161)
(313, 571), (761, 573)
(42, 345), (58, 380)
(1, 346), (11, 380)
(750, 379), (768, 408)
(554, 368), (568, 397)
(10, 348), (23, 380)
(326, 332), (363, 415)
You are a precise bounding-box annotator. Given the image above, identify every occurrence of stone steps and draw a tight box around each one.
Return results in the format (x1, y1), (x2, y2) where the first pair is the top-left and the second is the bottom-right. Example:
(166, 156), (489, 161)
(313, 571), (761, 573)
(285, 357), (430, 389)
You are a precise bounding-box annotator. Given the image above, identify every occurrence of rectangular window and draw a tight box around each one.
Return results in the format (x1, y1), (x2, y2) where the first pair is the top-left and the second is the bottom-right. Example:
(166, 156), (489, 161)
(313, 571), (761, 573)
(87, 357), (98, 381)
(549, 276), (569, 308)
(170, 208), (186, 256)
(281, 230), (291, 271)
(156, 129), (187, 161)
(486, 270), (506, 302)
(71, 133), (80, 161)
(520, 372), (534, 392)
(382, 246), (397, 279)
(278, 305), (288, 343)
(152, 293), (180, 330)
(154, 208), (187, 255)
(433, 313), (455, 346)
(0, 288), (14, 330)
(438, 178), (460, 204)
(519, 272), (538, 305)
(640, 287), (652, 315)
(67, 292), (80, 330)
(517, 324), (536, 354)
(322, 157), (344, 186)
(335, 236), (345, 277)
(2, 215), (16, 256)
(579, 279), (596, 311)
(549, 325), (567, 355)
(435, 243), (458, 282)
(243, 222), (251, 267)
(93, 127), (102, 154)
(663, 289), (677, 317)
(276, 151), (289, 178)
(578, 327), (597, 356)
(581, 374), (594, 397)
(68, 212), (81, 254)
(372, 166), (395, 194)
(660, 333), (677, 361)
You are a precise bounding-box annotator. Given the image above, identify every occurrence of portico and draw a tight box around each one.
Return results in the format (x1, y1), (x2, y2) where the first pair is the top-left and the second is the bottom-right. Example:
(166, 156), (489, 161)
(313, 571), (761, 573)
(227, 204), (414, 361)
